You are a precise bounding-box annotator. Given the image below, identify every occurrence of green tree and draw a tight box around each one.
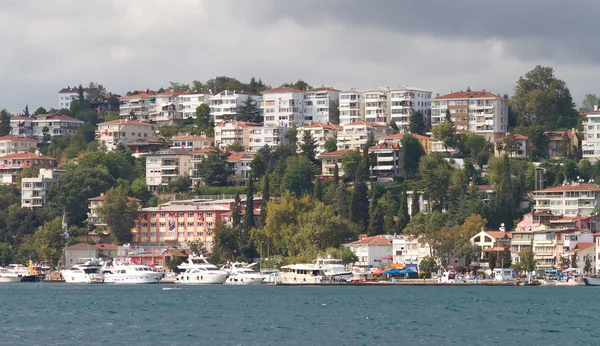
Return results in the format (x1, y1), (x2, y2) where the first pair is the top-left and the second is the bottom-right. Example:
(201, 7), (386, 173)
(578, 159), (593, 181)
(313, 177), (324, 201)
(244, 174), (256, 230)
(187, 240), (207, 256)
(260, 174), (270, 226)
(397, 185), (410, 232)
(390, 121), (400, 134)
(488, 251), (497, 271)
(341, 149), (361, 182)
(195, 104), (212, 134)
(432, 120), (456, 151)
(34, 107), (47, 115)
(324, 136), (337, 152)
(571, 252), (578, 269)
(580, 94), (600, 113)
(334, 183), (349, 220)
(519, 242), (536, 273)
(0, 110), (11, 136)
(86, 82), (107, 102)
(417, 154), (452, 212)
(333, 163), (340, 184)
(198, 148), (231, 186)
(281, 156), (315, 197)
(584, 255), (592, 274)
(382, 192), (397, 234)
(367, 193), (384, 236)
(410, 189), (419, 216)
(23, 105), (30, 117)
(100, 187), (138, 245)
(419, 255), (439, 273)
(0, 242), (13, 266)
(226, 141), (246, 152)
(236, 96), (261, 123)
(33, 217), (65, 268)
(409, 110), (426, 135)
(299, 131), (319, 165)
(232, 193), (242, 227)
(329, 100), (340, 125)
(351, 160), (369, 228)
(510, 65), (578, 128)
(464, 133), (492, 169)
(169, 81), (190, 92)
(500, 246), (512, 268)
(401, 134), (425, 178)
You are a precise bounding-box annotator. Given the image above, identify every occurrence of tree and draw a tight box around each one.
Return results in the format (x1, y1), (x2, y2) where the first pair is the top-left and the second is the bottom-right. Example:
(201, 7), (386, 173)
(400, 134), (425, 178)
(33, 217), (65, 268)
(334, 182), (349, 220)
(465, 133), (491, 169)
(488, 251), (497, 271)
(578, 159), (593, 181)
(329, 100), (340, 125)
(351, 159), (370, 229)
(195, 104), (212, 134)
(324, 136), (337, 152)
(0, 242), (13, 266)
(187, 240), (207, 256)
(232, 193), (242, 227)
(0, 110), (10, 136)
(226, 141), (246, 152)
(571, 252), (578, 269)
(244, 173), (256, 230)
(382, 192), (397, 234)
(510, 65), (578, 128)
(432, 120), (456, 151)
(299, 131), (319, 165)
(397, 185), (410, 232)
(285, 127), (299, 148)
(260, 174), (270, 226)
(341, 149), (361, 182)
(584, 255), (592, 274)
(500, 247), (512, 269)
(100, 187), (138, 245)
(169, 82), (190, 92)
(390, 121), (400, 134)
(86, 82), (107, 102)
(519, 242), (536, 273)
(333, 164), (340, 184)
(313, 177), (324, 201)
(34, 107), (47, 115)
(236, 96), (261, 123)
(417, 154), (452, 212)
(409, 110), (426, 135)
(419, 256), (439, 273)
(198, 148), (231, 186)
(281, 156), (315, 197)
(580, 94), (600, 113)
(23, 105), (30, 117)
(410, 189), (419, 216)
(367, 193), (384, 236)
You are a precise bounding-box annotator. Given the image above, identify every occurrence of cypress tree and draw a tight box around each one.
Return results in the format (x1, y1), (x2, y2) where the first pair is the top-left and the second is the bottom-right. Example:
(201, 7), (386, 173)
(367, 193), (384, 236)
(410, 189), (420, 216)
(260, 174), (270, 226)
(397, 185), (410, 232)
(244, 173), (255, 230)
(313, 177), (323, 201)
(334, 183), (349, 220)
(232, 193), (242, 227)
(383, 192), (397, 234)
(351, 157), (369, 228)
(333, 164), (340, 185)
(0, 110), (10, 137)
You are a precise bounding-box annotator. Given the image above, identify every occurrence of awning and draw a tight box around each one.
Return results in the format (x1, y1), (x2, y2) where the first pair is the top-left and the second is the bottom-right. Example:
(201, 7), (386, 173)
(381, 255), (393, 260)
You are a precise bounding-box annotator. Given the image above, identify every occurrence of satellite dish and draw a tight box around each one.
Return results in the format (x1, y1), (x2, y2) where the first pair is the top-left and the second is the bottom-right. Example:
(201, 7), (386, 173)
(155, 130), (160, 134)
(501, 223), (505, 227)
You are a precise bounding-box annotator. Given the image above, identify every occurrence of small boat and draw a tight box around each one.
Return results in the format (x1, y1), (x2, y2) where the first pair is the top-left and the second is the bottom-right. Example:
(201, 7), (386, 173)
(162, 287), (182, 291)
(583, 276), (600, 286)
(0, 267), (24, 283)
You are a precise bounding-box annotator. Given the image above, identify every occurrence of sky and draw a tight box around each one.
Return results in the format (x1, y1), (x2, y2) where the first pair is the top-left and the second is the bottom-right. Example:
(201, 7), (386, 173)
(1, 0), (597, 113)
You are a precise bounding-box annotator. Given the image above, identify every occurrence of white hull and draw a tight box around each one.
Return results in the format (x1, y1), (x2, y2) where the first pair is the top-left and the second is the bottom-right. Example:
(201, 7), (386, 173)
(224, 274), (265, 285)
(176, 273), (228, 285)
(62, 271), (103, 284)
(583, 277), (600, 286)
(104, 273), (162, 284)
(0, 275), (22, 283)
(278, 273), (324, 284)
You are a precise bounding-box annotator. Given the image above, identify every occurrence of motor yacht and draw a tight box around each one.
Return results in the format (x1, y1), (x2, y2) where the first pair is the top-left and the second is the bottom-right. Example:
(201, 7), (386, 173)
(175, 255), (229, 284)
(0, 267), (24, 283)
(102, 258), (162, 284)
(61, 259), (104, 284)
(223, 263), (265, 285)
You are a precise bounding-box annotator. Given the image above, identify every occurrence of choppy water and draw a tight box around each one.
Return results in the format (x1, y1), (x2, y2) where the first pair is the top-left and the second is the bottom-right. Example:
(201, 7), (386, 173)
(0, 283), (597, 345)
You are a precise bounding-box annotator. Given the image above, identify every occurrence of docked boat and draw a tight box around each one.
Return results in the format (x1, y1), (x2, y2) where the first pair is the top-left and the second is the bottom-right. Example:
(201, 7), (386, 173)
(175, 255), (229, 284)
(62, 259), (104, 284)
(0, 267), (24, 283)
(223, 263), (265, 285)
(583, 276), (600, 286)
(317, 256), (352, 281)
(7, 262), (42, 282)
(278, 263), (327, 284)
(102, 258), (162, 284)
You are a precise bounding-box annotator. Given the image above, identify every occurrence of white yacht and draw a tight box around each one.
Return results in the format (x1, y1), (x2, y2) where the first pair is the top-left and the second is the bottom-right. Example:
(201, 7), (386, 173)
(277, 256), (352, 284)
(175, 255), (229, 284)
(223, 263), (265, 285)
(317, 256), (352, 281)
(0, 267), (24, 283)
(102, 258), (162, 284)
(61, 259), (104, 284)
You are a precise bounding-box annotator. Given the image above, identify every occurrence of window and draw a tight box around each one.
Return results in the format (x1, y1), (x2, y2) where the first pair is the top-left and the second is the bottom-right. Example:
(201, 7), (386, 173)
(160, 222), (166, 228)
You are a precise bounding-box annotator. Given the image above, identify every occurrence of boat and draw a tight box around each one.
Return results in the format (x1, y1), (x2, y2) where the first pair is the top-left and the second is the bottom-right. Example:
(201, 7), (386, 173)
(555, 281), (584, 286)
(61, 259), (104, 284)
(0, 267), (24, 283)
(102, 258), (163, 284)
(162, 287), (182, 291)
(277, 256), (352, 284)
(583, 276), (600, 286)
(317, 256), (352, 281)
(223, 263), (265, 285)
(175, 255), (229, 285)
(7, 262), (43, 282)
(439, 271), (457, 283)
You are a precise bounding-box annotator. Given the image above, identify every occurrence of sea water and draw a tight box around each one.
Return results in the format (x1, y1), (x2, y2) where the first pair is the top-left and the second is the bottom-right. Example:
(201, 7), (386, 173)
(0, 284), (597, 345)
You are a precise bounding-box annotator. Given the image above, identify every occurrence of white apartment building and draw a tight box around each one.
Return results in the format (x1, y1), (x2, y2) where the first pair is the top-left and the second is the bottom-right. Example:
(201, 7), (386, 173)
(227, 151), (256, 185)
(145, 149), (193, 191)
(150, 91), (187, 125)
(364, 87), (390, 124)
(10, 116), (35, 138)
(170, 135), (214, 150)
(0, 135), (38, 155)
(97, 119), (154, 151)
(249, 125), (289, 151)
(190, 149), (211, 187)
(369, 142), (403, 182)
(260, 87), (306, 128)
(303, 87), (340, 123)
(389, 86), (432, 131)
(582, 111), (600, 159)
(392, 235), (430, 270)
(119, 92), (153, 121)
(431, 90), (508, 139)
(337, 121), (392, 151)
(214, 120), (261, 148)
(210, 90), (261, 124)
(0, 153), (56, 185)
(179, 91), (211, 119)
(339, 89), (365, 125)
(58, 86), (87, 110)
(344, 235), (394, 267)
(32, 113), (84, 140)
(533, 183), (600, 216)
(21, 168), (65, 208)
(297, 123), (342, 155)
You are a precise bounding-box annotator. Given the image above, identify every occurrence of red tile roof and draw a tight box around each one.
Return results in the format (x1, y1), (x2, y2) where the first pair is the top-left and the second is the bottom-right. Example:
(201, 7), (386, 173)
(59, 87), (88, 94)
(171, 135), (214, 141)
(120, 92), (154, 100)
(320, 149), (352, 157)
(369, 142), (401, 150)
(485, 231), (512, 239)
(482, 247), (506, 252)
(261, 87), (304, 94)
(35, 113), (82, 122)
(535, 183), (600, 193)
(345, 121), (390, 128)
(10, 116), (33, 121)
(302, 123), (342, 130)
(571, 242), (595, 253)
(0, 153), (54, 160)
(346, 235), (392, 246)
(494, 134), (528, 141)
(227, 151), (256, 162)
(88, 194), (140, 202)
(98, 119), (152, 126)
(216, 120), (261, 128)
(382, 133), (430, 141)
(434, 90), (503, 100)
(0, 135), (37, 142)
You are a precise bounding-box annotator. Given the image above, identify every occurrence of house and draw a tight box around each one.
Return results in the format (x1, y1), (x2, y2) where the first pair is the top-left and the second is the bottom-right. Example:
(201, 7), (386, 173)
(10, 116), (35, 138)
(339, 89), (365, 125)
(96, 119), (154, 151)
(533, 183), (600, 216)
(190, 149), (212, 187)
(320, 149), (351, 177)
(337, 121), (392, 151)
(388, 86), (433, 130)
(344, 234), (394, 267)
(21, 168), (65, 208)
(369, 142), (403, 182)
(63, 243), (118, 268)
(178, 91), (211, 119)
(32, 112), (84, 140)
(125, 137), (172, 157)
(170, 135), (214, 151)
(0, 135), (38, 155)
(260, 87), (305, 127)
(145, 149), (193, 191)
(493, 134), (529, 158)
(210, 90), (261, 124)
(297, 123), (342, 155)
(227, 151), (256, 185)
(0, 153), (56, 184)
(119, 92), (155, 121)
(569, 242), (596, 274)
(303, 87), (341, 123)
(249, 125), (289, 150)
(214, 120), (261, 148)
(392, 235), (430, 270)
(470, 227), (512, 266)
(381, 132), (431, 154)
(58, 86), (87, 110)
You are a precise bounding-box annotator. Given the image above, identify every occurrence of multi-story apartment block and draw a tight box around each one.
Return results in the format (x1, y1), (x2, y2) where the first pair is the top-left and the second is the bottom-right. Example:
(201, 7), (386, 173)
(149, 91), (187, 125)
(337, 121), (392, 151)
(392, 235), (430, 270)
(431, 90), (508, 139)
(119, 92), (154, 121)
(21, 168), (65, 208)
(369, 142), (403, 182)
(210, 90), (261, 124)
(32, 112), (83, 140)
(170, 135), (214, 151)
(364, 88), (390, 124)
(389, 86), (432, 130)
(260, 87), (305, 127)
(533, 183), (600, 217)
(580, 112), (600, 159)
(190, 149), (212, 187)
(10, 116), (35, 138)
(58, 86), (87, 110)
(97, 119), (154, 151)
(145, 149), (193, 191)
(320, 149), (351, 177)
(214, 120), (261, 148)
(179, 91), (211, 119)
(126, 137), (171, 157)
(297, 123), (342, 156)
(0, 135), (38, 155)
(249, 125), (289, 151)
(303, 87), (340, 123)
(0, 153), (56, 184)
(381, 133), (431, 154)
(227, 151), (256, 185)
(339, 89), (365, 125)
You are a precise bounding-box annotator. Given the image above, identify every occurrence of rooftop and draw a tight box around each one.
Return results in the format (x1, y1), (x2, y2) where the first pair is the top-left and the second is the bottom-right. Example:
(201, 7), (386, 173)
(0, 135), (38, 142)
(434, 90), (503, 100)
(345, 235), (392, 246)
(261, 86), (304, 94)
(534, 183), (600, 193)
(98, 119), (152, 126)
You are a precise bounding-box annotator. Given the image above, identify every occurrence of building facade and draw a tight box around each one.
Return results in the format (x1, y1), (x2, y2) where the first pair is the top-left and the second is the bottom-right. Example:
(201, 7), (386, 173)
(369, 142), (403, 182)
(119, 92), (153, 121)
(0, 153), (56, 184)
(227, 151), (256, 185)
(179, 92), (211, 119)
(344, 234), (394, 267)
(337, 121), (392, 151)
(214, 120), (261, 148)
(303, 87), (341, 123)
(339, 89), (365, 125)
(97, 119), (154, 151)
(21, 168), (64, 208)
(0, 135), (38, 155)
(58, 86), (87, 110)
(209, 90), (261, 124)
(533, 183), (600, 217)
(145, 149), (193, 191)
(260, 87), (305, 128)
(249, 125), (289, 150)
(10, 116), (35, 138)
(320, 149), (350, 177)
(32, 113), (84, 140)
(389, 86), (432, 131)
(297, 123), (342, 156)
(170, 135), (214, 151)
